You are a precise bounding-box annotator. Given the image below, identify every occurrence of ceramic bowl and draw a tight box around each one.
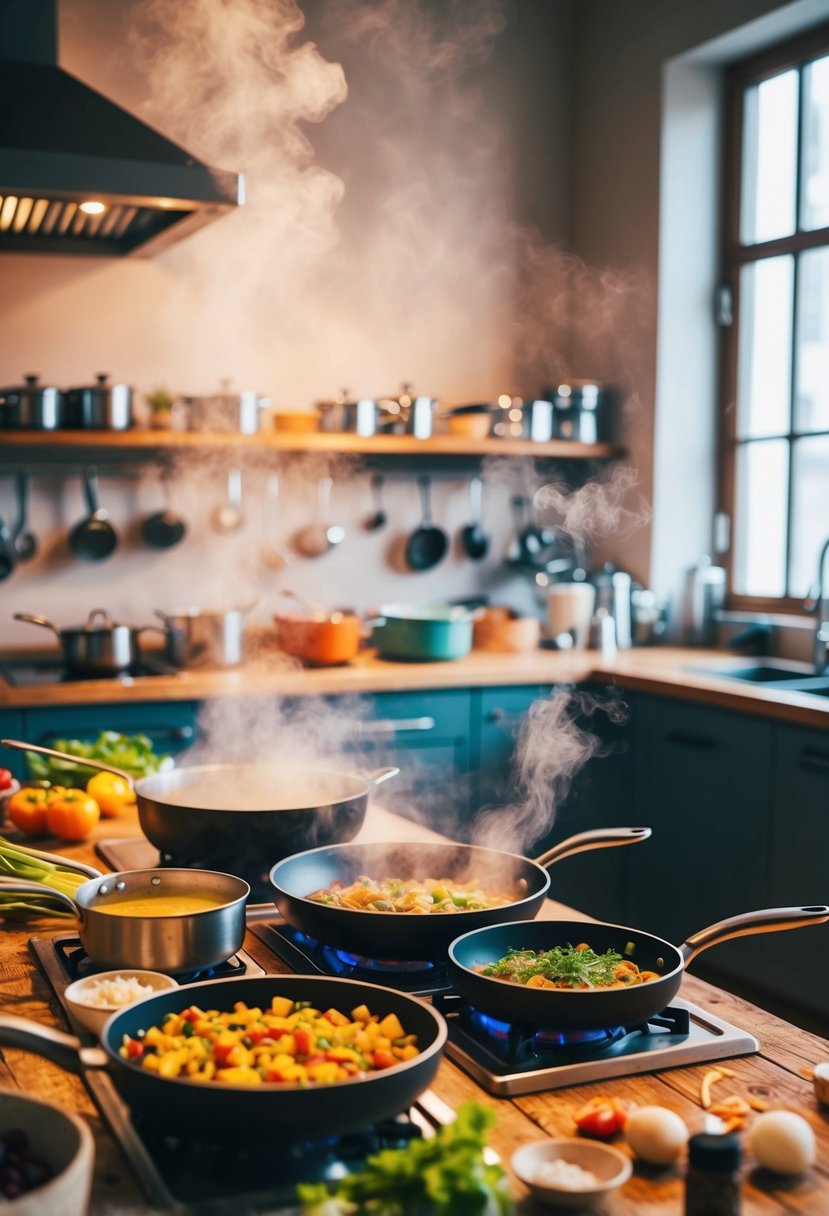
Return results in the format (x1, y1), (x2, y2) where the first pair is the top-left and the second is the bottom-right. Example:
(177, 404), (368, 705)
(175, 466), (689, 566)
(511, 1137), (632, 1209)
(0, 1088), (94, 1216)
(64, 969), (178, 1037)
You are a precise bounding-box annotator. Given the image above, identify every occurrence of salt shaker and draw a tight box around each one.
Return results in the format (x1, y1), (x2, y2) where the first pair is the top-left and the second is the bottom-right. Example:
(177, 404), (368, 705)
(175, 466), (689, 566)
(684, 1132), (742, 1216)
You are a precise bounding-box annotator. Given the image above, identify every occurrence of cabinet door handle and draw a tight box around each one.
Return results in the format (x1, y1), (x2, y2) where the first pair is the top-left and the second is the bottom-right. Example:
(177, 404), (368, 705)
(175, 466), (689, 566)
(358, 717), (436, 736)
(665, 730), (717, 750)
(799, 747), (829, 775)
(487, 708), (524, 724)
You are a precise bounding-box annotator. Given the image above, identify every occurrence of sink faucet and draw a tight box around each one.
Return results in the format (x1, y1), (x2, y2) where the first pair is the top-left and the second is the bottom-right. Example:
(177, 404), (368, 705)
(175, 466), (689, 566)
(806, 536), (829, 675)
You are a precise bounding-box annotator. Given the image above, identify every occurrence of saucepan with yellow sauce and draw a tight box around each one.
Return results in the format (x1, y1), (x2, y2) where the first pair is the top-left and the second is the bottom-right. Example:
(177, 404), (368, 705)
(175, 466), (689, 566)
(0, 863), (249, 974)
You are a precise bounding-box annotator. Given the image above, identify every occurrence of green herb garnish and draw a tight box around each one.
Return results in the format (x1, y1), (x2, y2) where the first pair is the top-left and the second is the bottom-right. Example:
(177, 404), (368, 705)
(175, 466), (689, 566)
(482, 944), (623, 988)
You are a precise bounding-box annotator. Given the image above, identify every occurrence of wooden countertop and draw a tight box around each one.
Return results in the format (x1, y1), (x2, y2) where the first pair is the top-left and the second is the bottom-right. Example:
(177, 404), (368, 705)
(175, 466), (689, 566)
(1, 807), (828, 1214)
(2, 644), (829, 729)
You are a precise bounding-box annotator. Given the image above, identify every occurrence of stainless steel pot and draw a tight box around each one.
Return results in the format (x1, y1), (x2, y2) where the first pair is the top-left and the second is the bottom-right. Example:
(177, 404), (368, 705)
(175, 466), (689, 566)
(0, 865), (249, 974)
(13, 609), (153, 677)
(156, 603), (256, 668)
(65, 374), (133, 430)
(182, 392), (266, 435)
(317, 395), (379, 436)
(0, 374), (64, 429)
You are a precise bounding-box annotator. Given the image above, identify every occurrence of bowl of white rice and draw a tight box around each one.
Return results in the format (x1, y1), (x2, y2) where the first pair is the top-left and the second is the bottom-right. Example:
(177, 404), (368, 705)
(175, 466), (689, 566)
(64, 970), (178, 1037)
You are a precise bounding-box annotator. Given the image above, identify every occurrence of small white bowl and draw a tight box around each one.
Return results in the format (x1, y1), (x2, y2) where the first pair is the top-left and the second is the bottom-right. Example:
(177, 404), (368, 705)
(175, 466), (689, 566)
(0, 1088), (94, 1216)
(512, 1138), (632, 1209)
(64, 969), (178, 1036)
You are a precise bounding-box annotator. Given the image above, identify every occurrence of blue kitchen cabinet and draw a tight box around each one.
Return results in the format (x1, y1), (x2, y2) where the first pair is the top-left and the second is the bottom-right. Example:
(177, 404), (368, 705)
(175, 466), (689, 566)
(21, 701), (200, 767)
(344, 689), (472, 836)
(0, 710), (25, 778)
(628, 695), (774, 981)
(748, 724), (829, 1021)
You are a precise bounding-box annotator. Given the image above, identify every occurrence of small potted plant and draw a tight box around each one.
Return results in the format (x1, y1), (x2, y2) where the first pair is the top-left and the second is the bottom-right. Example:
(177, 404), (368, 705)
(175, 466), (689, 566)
(145, 387), (175, 430)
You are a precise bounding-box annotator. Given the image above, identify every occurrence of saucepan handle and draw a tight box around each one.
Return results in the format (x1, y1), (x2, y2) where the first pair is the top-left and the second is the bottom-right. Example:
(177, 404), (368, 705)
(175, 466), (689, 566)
(366, 766), (400, 788)
(0, 1014), (108, 1072)
(681, 905), (829, 967)
(534, 826), (652, 869)
(1, 738), (135, 787)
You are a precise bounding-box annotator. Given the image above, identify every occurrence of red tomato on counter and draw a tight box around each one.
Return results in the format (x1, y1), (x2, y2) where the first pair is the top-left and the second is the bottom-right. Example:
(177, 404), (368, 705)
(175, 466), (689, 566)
(573, 1096), (637, 1139)
(0, 769), (14, 791)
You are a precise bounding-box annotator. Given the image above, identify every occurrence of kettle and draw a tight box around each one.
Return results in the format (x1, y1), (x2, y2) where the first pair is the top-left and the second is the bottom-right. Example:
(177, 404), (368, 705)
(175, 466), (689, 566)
(682, 556), (726, 646)
(587, 562), (633, 649)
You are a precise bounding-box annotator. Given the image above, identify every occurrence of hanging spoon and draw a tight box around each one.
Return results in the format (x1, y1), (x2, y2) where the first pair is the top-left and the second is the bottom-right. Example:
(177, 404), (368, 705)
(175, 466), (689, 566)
(12, 469), (37, 562)
(212, 468), (244, 532)
(293, 476), (345, 557)
(460, 476), (489, 561)
(364, 472), (387, 531)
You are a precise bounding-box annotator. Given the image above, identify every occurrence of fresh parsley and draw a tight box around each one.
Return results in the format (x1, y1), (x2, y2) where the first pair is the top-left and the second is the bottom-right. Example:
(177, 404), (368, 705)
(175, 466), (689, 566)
(483, 944), (623, 988)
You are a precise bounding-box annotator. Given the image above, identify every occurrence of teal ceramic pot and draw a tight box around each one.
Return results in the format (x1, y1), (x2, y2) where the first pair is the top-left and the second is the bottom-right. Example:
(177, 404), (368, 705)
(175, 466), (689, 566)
(371, 604), (474, 661)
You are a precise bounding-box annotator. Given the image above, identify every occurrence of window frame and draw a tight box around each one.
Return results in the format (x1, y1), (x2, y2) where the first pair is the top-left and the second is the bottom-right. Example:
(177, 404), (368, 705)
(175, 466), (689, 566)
(719, 20), (829, 613)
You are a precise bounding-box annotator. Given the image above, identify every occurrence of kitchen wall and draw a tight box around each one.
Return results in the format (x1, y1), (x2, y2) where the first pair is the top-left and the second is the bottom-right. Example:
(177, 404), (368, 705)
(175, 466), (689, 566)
(0, 0), (814, 646)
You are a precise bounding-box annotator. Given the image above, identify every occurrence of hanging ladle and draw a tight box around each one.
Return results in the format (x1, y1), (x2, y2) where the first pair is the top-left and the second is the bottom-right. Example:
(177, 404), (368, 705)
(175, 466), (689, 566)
(460, 476), (489, 561)
(261, 473), (292, 570)
(212, 468), (244, 533)
(12, 469), (37, 562)
(364, 473), (387, 531)
(293, 476), (345, 558)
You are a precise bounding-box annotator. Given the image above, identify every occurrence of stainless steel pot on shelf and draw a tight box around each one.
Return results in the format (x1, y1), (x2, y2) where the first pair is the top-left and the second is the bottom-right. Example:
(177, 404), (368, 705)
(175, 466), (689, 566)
(0, 375), (64, 429)
(65, 374), (133, 430)
(155, 603), (257, 668)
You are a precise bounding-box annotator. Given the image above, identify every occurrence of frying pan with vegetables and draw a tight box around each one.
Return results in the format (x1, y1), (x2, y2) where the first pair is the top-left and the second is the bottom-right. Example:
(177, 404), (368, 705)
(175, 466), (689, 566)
(269, 827), (651, 961)
(0, 975), (447, 1142)
(447, 906), (829, 1031)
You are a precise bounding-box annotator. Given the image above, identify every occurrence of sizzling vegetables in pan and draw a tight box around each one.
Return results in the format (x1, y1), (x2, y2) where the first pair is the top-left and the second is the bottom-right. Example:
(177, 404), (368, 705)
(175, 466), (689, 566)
(119, 995), (423, 1085)
(308, 875), (513, 913)
(479, 941), (662, 989)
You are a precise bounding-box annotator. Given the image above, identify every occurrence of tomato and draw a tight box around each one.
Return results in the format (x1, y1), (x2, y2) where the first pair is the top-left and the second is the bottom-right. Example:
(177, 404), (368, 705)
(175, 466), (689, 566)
(6, 787), (50, 837)
(86, 772), (136, 818)
(44, 789), (101, 841)
(573, 1096), (637, 1140)
(0, 768), (14, 791)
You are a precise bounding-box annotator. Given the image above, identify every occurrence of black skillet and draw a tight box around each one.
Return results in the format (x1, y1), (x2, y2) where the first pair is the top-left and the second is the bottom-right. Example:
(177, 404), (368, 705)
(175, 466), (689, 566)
(69, 467), (118, 560)
(0, 975), (446, 1143)
(269, 828), (651, 961)
(405, 475), (448, 570)
(448, 905), (829, 1031)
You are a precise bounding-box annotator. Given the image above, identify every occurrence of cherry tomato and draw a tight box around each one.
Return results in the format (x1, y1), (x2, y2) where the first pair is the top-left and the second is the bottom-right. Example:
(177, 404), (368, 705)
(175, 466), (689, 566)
(573, 1096), (637, 1140)
(86, 772), (136, 818)
(0, 768), (14, 792)
(6, 787), (50, 837)
(44, 789), (101, 841)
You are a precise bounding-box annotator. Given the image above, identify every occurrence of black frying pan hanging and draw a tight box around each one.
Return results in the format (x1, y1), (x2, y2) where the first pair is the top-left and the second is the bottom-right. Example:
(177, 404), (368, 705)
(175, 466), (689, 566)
(405, 475), (447, 571)
(447, 905), (829, 1031)
(0, 975), (446, 1142)
(69, 467), (118, 560)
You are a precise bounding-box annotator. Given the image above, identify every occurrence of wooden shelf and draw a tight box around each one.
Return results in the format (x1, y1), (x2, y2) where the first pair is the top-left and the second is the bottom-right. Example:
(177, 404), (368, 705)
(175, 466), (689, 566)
(0, 429), (623, 460)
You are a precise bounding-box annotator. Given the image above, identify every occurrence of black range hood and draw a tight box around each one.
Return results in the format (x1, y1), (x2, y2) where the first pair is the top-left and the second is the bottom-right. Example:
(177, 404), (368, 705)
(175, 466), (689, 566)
(0, 0), (244, 256)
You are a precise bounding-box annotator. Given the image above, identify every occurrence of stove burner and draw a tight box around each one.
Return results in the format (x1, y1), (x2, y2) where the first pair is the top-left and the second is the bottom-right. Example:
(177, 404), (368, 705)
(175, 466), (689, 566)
(53, 935), (252, 986)
(0, 652), (182, 686)
(326, 944), (436, 975)
(463, 1005), (628, 1063)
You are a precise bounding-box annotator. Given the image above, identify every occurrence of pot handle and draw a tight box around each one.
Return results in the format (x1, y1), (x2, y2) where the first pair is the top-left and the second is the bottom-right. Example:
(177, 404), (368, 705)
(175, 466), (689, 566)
(0, 878), (79, 917)
(1, 739), (135, 788)
(13, 612), (62, 639)
(84, 608), (113, 630)
(533, 826), (652, 869)
(366, 766), (400, 788)
(681, 905), (829, 967)
(0, 1014), (108, 1072)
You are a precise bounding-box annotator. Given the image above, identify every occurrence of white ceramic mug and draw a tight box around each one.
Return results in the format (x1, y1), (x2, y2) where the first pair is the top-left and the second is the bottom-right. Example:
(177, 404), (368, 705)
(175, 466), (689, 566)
(547, 583), (596, 649)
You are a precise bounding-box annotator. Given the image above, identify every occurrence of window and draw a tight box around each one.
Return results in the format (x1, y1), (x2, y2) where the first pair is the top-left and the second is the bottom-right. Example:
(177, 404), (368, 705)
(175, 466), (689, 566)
(720, 24), (829, 610)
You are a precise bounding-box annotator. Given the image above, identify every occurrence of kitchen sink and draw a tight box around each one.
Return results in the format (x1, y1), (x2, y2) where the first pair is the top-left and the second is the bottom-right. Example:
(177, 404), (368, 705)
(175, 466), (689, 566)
(692, 662), (814, 683)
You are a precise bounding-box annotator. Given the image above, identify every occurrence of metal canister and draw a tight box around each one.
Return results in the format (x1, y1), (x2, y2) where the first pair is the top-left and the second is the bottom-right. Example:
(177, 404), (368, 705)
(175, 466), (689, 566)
(547, 379), (603, 443)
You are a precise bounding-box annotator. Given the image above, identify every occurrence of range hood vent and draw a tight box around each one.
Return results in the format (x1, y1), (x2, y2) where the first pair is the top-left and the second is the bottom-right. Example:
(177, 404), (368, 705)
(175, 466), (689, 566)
(0, 3), (244, 256)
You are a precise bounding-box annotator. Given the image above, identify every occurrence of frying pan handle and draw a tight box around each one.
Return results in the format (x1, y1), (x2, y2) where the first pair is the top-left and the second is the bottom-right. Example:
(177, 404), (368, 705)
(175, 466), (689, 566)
(0, 878), (79, 916)
(13, 612), (61, 639)
(533, 826), (652, 869)
(0, 1014), (108, 1072)
(681, 905), (829, 967)
(1, 739), (135, 788)
(366, 766), (400, 788)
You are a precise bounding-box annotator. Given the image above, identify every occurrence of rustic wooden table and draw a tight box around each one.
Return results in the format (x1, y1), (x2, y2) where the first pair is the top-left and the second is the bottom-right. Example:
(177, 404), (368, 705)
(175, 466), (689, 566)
(1, 807), (827, 1214)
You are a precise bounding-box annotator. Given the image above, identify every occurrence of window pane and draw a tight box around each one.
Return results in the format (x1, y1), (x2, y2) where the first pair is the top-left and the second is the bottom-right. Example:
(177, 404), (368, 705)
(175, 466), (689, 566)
(733, 440), (789, 597)
(741, 70), (798, 244)
(795, 246), (829, 432)
(737, 256), (794, 437)
(802, 55), (829, 231)
(790, 435), (829, 597)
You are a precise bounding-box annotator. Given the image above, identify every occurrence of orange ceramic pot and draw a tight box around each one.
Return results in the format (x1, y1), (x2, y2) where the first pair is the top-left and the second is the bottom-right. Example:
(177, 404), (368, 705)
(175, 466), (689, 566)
(273, 612), (362, 666)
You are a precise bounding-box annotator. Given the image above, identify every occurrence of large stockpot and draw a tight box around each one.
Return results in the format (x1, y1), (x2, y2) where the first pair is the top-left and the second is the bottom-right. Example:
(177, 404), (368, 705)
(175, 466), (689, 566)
(369, 604), (475, 661)
(448, 906), (829, 1032)
(0, 374), (64, 429)
(0, 975), (447, 1142)
(13, 610), (155, 677)
(65, 374), (133, 430)
(269, 828), (651, 961)
(0, 866), (249, 975)
(156, 604), (256, 668)
(2, 741), (399, 867)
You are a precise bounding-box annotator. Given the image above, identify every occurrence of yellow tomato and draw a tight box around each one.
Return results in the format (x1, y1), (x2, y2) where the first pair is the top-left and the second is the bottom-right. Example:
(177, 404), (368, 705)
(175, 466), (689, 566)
(45, 790), (101, 841)
(6, 787), (50, 836)
(86, 772), (136, 818)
